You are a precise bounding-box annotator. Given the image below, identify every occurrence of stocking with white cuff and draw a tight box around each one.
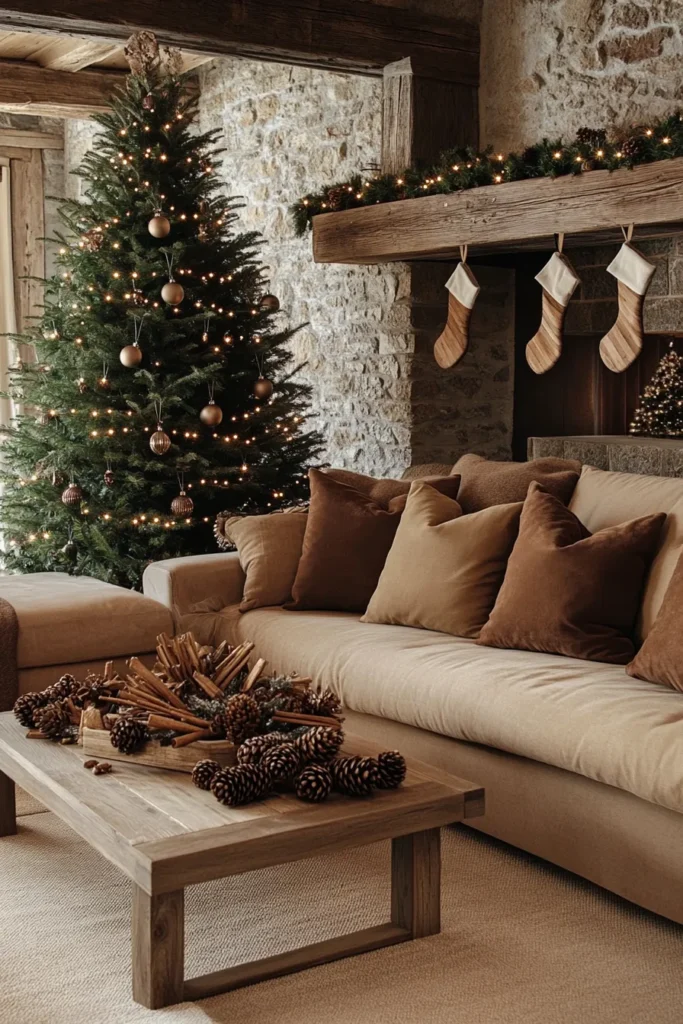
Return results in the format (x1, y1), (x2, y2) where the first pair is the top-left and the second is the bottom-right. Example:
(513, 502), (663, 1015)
(526, 237), (580, 375)
(434, 246), (480, 369)
(600, 227), (656, 373)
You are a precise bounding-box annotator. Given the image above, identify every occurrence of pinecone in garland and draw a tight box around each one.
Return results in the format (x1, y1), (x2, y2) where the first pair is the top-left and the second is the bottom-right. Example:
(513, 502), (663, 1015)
(34, 699), (71, 739)
(295, 764), (332, 803)
(46, 674), (78, 700)
(300, 688), (343, 719)
(13, 691), (50, 728)
(237, 732), (289, 765)
(621, 133), (648, 161)
(295, 725), (344, 765)
(576, 126), (607, 148)
(215, 693), (262, 745)
(192, 759), (221, 791)
(110, 716), (150, 754)
(260, 743), (301, 782)
(375, 750), (407, 790)
(331, 755), (378, 797)
(210, 764), (273, 806)
(326, 185), (346, 211)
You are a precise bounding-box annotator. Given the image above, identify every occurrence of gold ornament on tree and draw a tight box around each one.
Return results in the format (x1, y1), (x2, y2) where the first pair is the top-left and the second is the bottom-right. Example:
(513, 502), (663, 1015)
(200, 383), (223, 425)
(120, 313), (147, 368)
(104, 460), (114, 487)
(259, 293), (280, 313)
(61, 482), (83, 507)
(254, 354), (274, 400)
(98, 362), (111, 390)
(171, 473), (194, 516)
(150, 400), (171, 455)
(161, 251), (184, 305)
(201, 314), (212, 344)
(148, 211), (171, 238)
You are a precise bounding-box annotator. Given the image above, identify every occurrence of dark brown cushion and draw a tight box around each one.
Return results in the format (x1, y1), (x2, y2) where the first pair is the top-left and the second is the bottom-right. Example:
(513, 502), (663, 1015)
(452, 454), (581, 514)
(288, 468), (460, 612)
(478, 483), (666, 664)
(323, 467), (456, 513)
(627, 552), (683, 691)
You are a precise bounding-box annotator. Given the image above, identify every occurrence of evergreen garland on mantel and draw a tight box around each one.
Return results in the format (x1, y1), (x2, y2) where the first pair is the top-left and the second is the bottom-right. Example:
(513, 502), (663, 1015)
(291, 112), (683, 236)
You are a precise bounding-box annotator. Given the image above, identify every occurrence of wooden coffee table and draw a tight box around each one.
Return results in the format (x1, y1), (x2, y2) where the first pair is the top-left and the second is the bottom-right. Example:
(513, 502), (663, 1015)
(0, 712), (484, 1009)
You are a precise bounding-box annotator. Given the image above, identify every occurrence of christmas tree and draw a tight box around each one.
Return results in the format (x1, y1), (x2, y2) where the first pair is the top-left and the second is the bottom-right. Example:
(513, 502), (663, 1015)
(0, 33), (321, 589)
(630, 343), (683, 438)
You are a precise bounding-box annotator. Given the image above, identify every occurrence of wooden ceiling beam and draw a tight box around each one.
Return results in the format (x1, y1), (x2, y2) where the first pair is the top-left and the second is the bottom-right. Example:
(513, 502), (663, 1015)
(0, 58), (122, 118)
(0, 1), (480, 84)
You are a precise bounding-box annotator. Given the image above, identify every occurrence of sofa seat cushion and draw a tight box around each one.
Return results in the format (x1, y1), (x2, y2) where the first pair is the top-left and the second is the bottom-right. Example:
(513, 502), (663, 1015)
(0, 573), (173, 669)
(210, 604), (683, 815)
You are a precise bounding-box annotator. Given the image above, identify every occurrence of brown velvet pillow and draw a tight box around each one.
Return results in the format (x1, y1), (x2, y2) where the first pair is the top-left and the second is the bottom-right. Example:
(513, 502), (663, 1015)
(453, 454), (581, 514)
(627, 552), (683, 691)
(478, 483), (666, 664)
(288, 468), (460, 612)
(323, 467), (456, 513)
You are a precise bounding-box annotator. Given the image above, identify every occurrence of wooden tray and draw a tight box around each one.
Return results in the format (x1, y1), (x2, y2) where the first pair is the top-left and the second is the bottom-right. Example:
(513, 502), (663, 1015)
(82, 727), (236, 773)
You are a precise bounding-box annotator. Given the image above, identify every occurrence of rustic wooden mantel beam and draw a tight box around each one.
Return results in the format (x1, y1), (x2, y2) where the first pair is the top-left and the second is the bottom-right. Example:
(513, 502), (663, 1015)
(313, 158), (683, 264)
(0, 59), (123, 118)
(0, 1), (479, 85)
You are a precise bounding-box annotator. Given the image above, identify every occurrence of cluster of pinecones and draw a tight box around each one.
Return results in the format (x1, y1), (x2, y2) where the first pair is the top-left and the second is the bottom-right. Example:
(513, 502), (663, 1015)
(13, 673), (113, 740)
(192, 725), (406, 807)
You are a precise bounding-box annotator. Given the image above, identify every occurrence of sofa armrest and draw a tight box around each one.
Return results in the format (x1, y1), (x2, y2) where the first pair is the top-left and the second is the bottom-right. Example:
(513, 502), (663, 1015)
(142, 553), (245, 620)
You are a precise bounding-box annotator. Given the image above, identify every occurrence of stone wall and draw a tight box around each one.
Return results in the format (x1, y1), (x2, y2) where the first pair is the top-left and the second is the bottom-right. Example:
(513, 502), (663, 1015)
(480, 0), (683, 153)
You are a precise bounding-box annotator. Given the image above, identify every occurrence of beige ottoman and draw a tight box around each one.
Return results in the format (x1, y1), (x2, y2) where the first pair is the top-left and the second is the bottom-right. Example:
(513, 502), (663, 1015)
(3, 572), (174, 696)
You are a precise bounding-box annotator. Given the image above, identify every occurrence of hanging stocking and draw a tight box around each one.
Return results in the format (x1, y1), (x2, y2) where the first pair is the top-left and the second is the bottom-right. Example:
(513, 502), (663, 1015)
(599, 225), (656, 373)
(434, 246), (480, 369)
(526, 234), (580, 375)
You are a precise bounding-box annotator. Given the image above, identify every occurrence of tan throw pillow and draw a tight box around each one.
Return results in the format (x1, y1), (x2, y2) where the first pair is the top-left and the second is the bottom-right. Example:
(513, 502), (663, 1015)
(288, 468), (461, 613)
(225, 510), (308, 612)
(478, 483), (666, 664)
(362, 482), (523, 638)
(453, 454), (581, 514)
(627, 552), (683, 691)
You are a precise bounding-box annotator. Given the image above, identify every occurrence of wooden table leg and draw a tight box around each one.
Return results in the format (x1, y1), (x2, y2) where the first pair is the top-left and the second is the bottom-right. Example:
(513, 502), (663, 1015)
(0, 769), (16, 837)
(132, 886), (184, 1009)
(391, 827), (441, 938)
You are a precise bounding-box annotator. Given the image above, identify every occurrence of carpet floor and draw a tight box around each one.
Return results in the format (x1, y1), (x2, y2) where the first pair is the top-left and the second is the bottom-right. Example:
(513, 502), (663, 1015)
(2, 792), (682, 1024)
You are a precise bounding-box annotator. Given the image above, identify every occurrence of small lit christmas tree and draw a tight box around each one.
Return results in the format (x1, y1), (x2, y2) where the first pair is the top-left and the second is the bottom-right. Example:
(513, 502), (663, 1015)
(0, 33), (321, 589)
(630, 343), (683, 438)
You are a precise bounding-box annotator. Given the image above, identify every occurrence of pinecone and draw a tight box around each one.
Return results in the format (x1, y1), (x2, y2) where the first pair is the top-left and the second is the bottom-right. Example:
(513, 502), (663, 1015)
(210, 764), (273, 806)
(215, 693), (262, 744)
(46, 674), (78, 700)
(295, 726), (344, 765)
(13, 691), (49, 728)
(34, 699), (71, 739)
(110, 717), (150, 754)
(192, 759), (221, 791)
(326, 185), (346, 211)
(295, 764), (332, 803)
(576, 126), (607, 147)
(621, 134), (647, 161)
(260, 743), (301, 781)
(300, 688), (343, 719)
(237, 732), (289, 765)
(375, 751), (407, 790)
(331, 755), (378, 797)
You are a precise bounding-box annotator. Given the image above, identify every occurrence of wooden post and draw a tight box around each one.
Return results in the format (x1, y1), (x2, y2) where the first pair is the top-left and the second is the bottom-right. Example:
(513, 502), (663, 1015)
(0, 769), (17, 837)
(382, 57), (478, 174)
(132, 886), (185, 1009)
(391, 827), (441, 938)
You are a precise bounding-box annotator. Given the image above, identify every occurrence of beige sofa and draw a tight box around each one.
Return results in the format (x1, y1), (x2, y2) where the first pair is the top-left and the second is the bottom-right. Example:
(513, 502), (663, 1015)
(143, 465), (683, 925)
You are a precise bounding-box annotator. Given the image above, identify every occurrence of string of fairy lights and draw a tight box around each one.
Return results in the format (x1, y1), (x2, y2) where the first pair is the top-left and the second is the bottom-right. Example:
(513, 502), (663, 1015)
(291, 112), (683, 234)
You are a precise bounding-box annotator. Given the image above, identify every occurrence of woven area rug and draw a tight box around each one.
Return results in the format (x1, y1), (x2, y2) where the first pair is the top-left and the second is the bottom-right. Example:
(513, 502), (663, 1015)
(2, 795), (683, 1024)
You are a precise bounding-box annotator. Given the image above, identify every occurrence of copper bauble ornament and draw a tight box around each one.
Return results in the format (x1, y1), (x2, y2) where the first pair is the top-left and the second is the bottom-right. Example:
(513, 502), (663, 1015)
(104, 469), (114, 487)
(61, 483), (83, 507)
(142, 93), (155, 110)
(171, 490), (194, 516)
(150, 424), (171, 455)
(148, 213), (171, 238)
(202, 331), (209, 343)
(120, 344), (142, 368)
(200, 400), (223, 426)
(77, 378), (88, 394)
(161, 280), (184, 305)
(260, 293), (280, 313)
(254, 376), (274, 400)
(99, 376), (111, 391)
